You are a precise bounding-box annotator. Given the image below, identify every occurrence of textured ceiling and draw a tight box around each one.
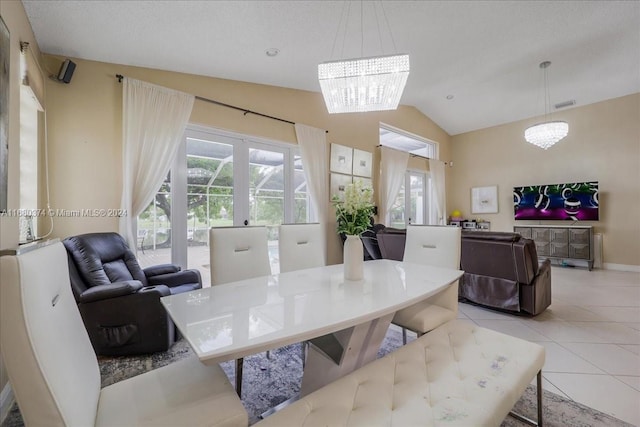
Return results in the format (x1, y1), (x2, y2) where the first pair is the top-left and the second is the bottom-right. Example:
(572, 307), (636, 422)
(22, 0), (640, 135)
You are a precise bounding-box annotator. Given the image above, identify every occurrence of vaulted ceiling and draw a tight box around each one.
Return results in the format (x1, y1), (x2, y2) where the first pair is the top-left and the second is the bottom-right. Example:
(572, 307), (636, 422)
(22, 0), (640, 135)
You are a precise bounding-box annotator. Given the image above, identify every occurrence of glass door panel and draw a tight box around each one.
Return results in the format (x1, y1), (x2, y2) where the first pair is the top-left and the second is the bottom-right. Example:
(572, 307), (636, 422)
(137, 173), (173, 267)
(389, 181), (406, 228)
(409, 173), (425, 225)
(185, 137), (235, 285)
(249, 147), (285, 273)
(139, 127), (312, 286)
(293, 154), (310, 223)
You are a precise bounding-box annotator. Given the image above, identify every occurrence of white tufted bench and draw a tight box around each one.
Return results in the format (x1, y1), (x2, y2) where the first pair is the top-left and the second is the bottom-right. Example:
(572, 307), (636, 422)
(256, 319), (545, 426)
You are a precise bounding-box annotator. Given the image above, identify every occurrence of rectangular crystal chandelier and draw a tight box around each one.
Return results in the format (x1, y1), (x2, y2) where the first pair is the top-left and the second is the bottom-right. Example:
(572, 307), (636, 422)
(318, 54), (410, 114)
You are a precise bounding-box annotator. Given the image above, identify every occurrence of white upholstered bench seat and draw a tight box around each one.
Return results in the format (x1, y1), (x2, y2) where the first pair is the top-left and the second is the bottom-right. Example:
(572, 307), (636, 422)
(256, 319), (545, 426)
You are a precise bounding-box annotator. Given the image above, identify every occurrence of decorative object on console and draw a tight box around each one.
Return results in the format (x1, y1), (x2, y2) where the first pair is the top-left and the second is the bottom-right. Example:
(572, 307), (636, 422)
(462, 220), (477, 229)
(450, 209), (464, 221)
(318, 2), (409, 113)
(524, 61), (569, 149)
(514, 181), (599, 221)
(333, 181), (375, 280)
(471, 185), (498, 214)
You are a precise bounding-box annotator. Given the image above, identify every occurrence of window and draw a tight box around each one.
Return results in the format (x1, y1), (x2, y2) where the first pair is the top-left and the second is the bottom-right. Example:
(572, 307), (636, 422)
(138, 126), (313, 282)
(19, 82), (43, 242)
(380, 124), (438, 228)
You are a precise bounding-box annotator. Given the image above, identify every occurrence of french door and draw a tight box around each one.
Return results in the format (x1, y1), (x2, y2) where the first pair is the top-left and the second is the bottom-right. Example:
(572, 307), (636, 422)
(137, 126), (310, 283)
(389, 170), (434, 228)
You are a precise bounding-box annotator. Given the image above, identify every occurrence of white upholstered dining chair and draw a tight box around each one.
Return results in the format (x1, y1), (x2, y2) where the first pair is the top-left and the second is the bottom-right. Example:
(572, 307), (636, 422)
(0, 241), (247, 427)
(278, 223), (326, 273)
(278, 223), (326, 365)
(392, 225), (462, 344)
(209, 226), (272, 397)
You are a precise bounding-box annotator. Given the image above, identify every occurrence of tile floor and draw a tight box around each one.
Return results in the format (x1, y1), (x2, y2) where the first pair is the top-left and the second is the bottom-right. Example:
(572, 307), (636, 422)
(140, 248), (640, 423)
(453, 266), (640, 425)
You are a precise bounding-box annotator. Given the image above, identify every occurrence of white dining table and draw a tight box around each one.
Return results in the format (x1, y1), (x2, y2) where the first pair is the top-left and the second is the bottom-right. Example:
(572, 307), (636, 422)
(161, 259), (463, 396)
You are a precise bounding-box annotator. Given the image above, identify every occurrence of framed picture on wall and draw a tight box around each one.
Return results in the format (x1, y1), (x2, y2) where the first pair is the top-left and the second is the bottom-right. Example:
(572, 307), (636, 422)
(330, 173), (352, 201)
(471, 185), (499, 214)
(330, 143), (353, 175)
(352, 149), (372, 178)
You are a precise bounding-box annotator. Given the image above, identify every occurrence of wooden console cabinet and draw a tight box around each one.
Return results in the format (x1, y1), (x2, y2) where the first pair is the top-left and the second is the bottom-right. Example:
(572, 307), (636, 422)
(514, 225), (594, 270)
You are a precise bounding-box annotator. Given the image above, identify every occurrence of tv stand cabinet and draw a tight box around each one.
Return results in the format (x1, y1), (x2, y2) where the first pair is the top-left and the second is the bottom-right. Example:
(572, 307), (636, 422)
(514, 225), (594, 270)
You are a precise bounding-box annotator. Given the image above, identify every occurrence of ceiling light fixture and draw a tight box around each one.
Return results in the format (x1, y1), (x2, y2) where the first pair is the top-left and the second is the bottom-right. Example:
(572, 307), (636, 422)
(318, 2), (410, 114)
(524, 61), (569, 150)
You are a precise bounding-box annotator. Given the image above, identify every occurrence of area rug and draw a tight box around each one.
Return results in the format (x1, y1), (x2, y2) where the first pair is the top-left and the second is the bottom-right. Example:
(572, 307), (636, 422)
(2, 328), (633, 427)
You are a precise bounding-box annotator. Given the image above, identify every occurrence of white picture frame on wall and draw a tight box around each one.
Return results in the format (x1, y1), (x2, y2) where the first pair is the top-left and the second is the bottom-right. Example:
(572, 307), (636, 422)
(471, 185), (499, 214)
(330, 173), (352, 201)
(352, 149), (372, 178)
(330, 143), (353, 175)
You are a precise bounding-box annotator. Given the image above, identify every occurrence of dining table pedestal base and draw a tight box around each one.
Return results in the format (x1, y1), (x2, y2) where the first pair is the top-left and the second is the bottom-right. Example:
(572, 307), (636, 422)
(300, 312), (395, 396)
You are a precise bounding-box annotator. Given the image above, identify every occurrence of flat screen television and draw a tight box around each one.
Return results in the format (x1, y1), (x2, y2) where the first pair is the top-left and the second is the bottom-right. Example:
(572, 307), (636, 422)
(514, 181), (599, 221)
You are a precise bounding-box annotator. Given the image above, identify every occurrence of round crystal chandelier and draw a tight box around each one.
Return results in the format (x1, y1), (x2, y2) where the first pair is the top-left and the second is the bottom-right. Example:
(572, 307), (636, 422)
(524, 61), (569, 150)
(524, 121), (569, 150)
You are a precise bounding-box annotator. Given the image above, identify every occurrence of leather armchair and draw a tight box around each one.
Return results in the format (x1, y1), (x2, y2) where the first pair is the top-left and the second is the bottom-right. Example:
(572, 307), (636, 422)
(63, 232), (202, 356)
(375, 228), (552, 315)
(459, 230), (551, 315)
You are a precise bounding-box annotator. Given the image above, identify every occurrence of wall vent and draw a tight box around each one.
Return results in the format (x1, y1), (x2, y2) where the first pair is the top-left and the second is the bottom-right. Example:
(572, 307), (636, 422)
(554, 99), (576, 109)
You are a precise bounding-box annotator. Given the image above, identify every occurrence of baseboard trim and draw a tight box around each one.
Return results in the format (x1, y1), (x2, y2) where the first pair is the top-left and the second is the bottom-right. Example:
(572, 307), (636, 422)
(0, 383), (14, 425)
(603, 263), (640, 273)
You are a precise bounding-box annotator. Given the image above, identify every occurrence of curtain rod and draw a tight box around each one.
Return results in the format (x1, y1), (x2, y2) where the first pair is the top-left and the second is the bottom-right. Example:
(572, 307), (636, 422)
(115, 74), (328, 133)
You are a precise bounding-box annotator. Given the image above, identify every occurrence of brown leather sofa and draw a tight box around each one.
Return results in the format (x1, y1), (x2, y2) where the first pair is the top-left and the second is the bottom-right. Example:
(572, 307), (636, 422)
(459, 231), (551, 315)
(376, 227), (551, 315)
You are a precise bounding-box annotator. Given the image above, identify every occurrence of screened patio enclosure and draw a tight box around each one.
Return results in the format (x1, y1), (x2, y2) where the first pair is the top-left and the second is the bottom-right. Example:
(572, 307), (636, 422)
(138, 132), (311, 284)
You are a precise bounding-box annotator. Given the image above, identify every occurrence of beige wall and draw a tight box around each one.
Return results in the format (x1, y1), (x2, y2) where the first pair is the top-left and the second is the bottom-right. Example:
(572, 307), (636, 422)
(42, 55), (452, 266)
(0, 0), (46, 411)
(449, 93), (640, 268)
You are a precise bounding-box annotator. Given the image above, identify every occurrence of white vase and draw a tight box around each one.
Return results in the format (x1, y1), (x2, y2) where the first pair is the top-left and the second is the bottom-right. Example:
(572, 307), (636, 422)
(343, 234), (364, 281)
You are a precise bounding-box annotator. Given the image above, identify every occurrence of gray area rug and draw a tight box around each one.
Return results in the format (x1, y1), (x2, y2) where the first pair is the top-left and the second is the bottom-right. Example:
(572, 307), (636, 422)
(2, 328), (633, 426)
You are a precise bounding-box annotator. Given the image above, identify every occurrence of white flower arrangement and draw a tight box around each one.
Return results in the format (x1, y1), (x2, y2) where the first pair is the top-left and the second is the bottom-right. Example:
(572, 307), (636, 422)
(332, 180), (375, 236)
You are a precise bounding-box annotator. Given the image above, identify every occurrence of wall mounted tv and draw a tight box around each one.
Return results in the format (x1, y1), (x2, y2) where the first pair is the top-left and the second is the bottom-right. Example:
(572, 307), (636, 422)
(514, 182), (599, 221)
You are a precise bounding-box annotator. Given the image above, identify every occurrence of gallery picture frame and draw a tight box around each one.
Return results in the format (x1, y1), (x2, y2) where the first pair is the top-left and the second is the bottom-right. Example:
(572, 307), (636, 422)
(330, 143), (353, 175)
(471, 185), (499, 214)
(352, 149), (372, 178)
(330, 173), (352, 201)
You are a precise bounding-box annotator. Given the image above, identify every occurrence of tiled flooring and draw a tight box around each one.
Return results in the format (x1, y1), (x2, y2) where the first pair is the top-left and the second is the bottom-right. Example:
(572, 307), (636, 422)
(140, 247), (640, 424)
(454, 266), (640, 425)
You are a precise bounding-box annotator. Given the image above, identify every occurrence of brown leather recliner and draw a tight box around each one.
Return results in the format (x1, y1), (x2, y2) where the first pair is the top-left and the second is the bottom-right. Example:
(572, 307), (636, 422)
(376, 227), (407, 261)
(459, 231), (551, 315)
(375, 228), (551, 315)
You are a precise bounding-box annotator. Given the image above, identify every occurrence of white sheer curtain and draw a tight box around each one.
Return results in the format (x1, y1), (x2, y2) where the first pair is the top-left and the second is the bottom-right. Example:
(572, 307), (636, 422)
(379, 146), (409, 226)
(119, 78), (195, 249)
(294, 124), (328, 264)
(429, 158), (446, 225)
(294, 124), (329, 222)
